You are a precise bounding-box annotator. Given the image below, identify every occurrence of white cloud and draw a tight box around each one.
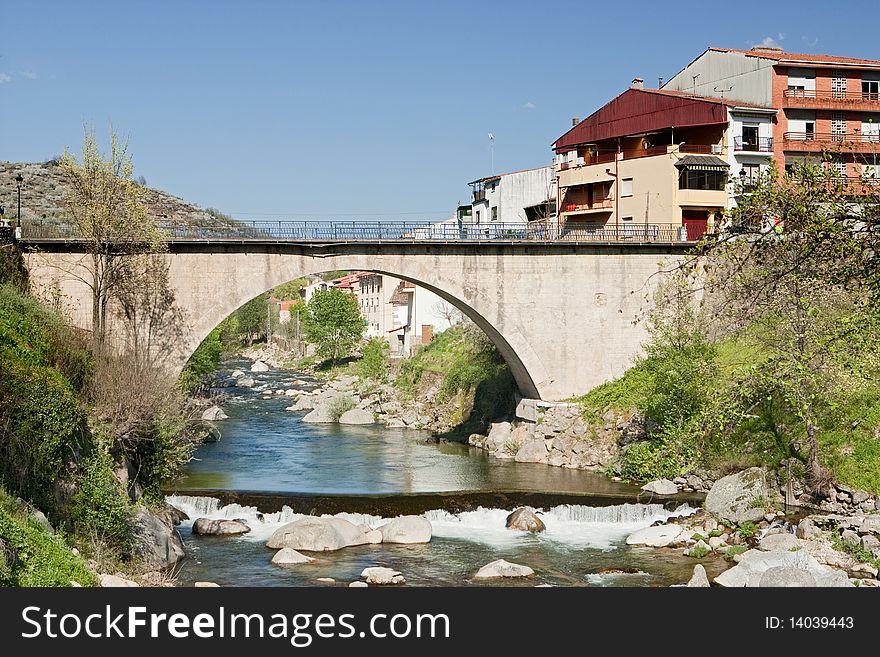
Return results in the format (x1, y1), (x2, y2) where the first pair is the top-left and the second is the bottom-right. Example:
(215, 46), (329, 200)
(0, 73), (11, 84)
(801, 35), (819, 47)
(19, 70), (37, 79)
(522, 101), (536, 109)
(754, 35), (781, 48)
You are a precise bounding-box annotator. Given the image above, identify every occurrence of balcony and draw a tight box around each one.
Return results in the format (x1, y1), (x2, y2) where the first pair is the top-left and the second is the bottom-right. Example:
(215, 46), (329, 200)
(734, 136), (774, 152)
(560, 199), (613, 216)
(783, 88), (880, 111)
(782, 132), (880, 153)
(472, 189), (486, 202)
(827, 175), (880, 195)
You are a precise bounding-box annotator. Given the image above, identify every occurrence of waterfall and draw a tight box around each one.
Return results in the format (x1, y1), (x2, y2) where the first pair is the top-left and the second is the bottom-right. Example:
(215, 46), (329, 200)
(168, 495), (695, 548)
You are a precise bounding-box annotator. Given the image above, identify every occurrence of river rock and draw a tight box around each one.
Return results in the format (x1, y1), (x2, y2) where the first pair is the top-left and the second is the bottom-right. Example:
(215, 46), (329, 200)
(505, 507), (546, 533)
(99, 574), (140, 587)
(474, 559), (535, 579)
(192, 518), (251, 536)
(687, 564), (710, 587)
(861, 515), (880, 535)
(378, 516), (432, 544)
(167, 504), (189, 526)
(237, 376), (256, 388)
(484, 422), (512, 452)
(339, 408), (374, 425)
(514, 439), (548, 464)
(714, 548), (853, 587)
(796, 517), (822, 540)
(251, 360), (270, 372)
(626, 524), (682, 547)
(266, 517), (367, 551)
(201, 405), (229, 421)
(302, 405), (335, 423)
(641, 479), (678, 495)
(704, 467), (769, 524)
(194, 582), (220, 587)
(759, 566), (817, 587)
(271, 547), (315, 565)
(349, 581), (368, 587)
(361, 567), (405, 585)
(288, 396), (315, 412)
(231, 370), (244, 378)
(758, 532), (800, 552)
(468, 433), (487, 448)
(365, 529), (383, 544)
(132, 507), (185, 569)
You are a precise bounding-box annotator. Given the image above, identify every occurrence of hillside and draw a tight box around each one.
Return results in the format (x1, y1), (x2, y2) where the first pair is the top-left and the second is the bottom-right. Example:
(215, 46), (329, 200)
(0, 160), (238, 229)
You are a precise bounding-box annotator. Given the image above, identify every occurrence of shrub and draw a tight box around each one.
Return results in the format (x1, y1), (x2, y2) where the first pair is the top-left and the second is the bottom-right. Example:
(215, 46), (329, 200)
(67, 442), (133, 551)
(327, 396), (356, 422)
(356, 337), (390, 382)
(736, 521), (758, 539)
(0, 488), (97, 587)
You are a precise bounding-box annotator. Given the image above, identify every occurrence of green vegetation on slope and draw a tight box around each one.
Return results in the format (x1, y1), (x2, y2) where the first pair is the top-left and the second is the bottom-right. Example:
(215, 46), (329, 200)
(0, 488), (97, 587)
(396, 324), (516, 435)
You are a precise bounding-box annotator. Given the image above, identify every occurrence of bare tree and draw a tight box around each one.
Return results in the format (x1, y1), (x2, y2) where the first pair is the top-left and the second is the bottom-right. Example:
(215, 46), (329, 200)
(57, 127), (166, 344)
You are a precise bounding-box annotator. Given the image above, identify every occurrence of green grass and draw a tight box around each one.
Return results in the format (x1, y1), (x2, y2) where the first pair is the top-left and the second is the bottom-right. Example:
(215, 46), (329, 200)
(0, 487), (96, 587)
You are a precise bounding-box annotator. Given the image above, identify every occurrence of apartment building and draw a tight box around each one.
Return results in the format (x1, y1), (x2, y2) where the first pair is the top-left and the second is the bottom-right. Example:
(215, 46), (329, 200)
(467, 166), (556, 226)
(551, 80), (764, 240)
(664, 46), (880, 189)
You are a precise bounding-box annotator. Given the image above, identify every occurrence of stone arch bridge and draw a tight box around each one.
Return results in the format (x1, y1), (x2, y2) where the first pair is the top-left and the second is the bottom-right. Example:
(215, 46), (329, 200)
(20, 223), (691, 401)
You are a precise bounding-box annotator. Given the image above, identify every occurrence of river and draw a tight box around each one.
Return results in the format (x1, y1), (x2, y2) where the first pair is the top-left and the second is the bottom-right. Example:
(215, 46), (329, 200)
(167, 359), (725, 586)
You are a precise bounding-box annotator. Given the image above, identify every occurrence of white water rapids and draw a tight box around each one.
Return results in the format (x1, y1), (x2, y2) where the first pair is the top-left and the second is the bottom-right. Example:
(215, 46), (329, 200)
(167, 495), (695, 550)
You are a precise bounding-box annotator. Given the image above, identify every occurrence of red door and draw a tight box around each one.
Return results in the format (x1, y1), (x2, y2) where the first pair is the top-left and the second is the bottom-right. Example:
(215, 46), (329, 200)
(682, 210), (709, 240)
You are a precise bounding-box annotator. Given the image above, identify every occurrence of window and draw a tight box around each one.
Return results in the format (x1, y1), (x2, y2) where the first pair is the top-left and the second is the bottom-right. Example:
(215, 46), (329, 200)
(832, 71), (847, 99)
(863, 79), (880, 101)
(787, 69), (815, 96)
(491, 206), (498, 221)
(862, 118), (879, 143)
(804, 121), (815, 140)
(678, 167), (727, 191)
(830, 156), (847, 177)
(741, 124), (759, 150)
(621, 178), (633, 197)
(831, 112), (847, 141)
(740, 164), (761, 190)
(475, 210), (481, 224)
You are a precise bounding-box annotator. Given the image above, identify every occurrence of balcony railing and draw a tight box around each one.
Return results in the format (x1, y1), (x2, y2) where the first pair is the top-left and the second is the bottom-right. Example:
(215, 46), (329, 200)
(560, 199), (613, 214)
(559, 222), (692, 242)
(783, 88), (880, 102)
(783, 131), (880, 147)
(472, 190), (486, 202)
(734, 136), (774, 152)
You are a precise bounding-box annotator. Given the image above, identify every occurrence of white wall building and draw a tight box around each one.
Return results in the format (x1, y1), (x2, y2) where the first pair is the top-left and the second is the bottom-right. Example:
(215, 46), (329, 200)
(468, 166), (556, 226)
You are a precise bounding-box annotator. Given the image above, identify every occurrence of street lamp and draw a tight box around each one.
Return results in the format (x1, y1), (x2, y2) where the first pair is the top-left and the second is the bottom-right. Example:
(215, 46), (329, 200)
(14, 173), (23, 240)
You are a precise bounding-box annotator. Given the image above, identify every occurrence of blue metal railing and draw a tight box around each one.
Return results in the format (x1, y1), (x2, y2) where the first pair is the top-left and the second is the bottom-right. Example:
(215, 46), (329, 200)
(19, 220), (693, 243)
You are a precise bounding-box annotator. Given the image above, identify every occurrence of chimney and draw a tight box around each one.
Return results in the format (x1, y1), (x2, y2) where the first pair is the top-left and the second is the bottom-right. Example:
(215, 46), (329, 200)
(631, 77), (644, 89)
(571, 117), (580, 127)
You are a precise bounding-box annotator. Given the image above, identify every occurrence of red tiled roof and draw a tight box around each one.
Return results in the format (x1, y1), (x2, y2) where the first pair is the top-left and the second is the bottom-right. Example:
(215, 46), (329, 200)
(710, 47), (880, 67)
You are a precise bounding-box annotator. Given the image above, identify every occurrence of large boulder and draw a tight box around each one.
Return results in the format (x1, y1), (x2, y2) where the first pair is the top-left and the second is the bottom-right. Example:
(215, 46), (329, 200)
(287, 395), (315, 412)
(192, 518), (251, 536)
(378, 516), (432, 544)
(704, 467), (769, 524)
(641, 479), (678, 495)
(271, 548), (315, 565)
(302, 405), (335, 423)
(339, 408), (374, 425)
(505, 507), (546, 533)
(266, 517), (366, 551)
(714, 548), (852, 587)
(230, 370), (244, 378)
(758, 533), (800, 552)
(237, 376), (256, 388)
(759, 566), (817, 587)
(361, 567), (405, 585)
(514, 440), (549, 464)
(251, 360), (270, 372)
(484, 422), (512, 452)
(626, 524), (682, 547)
(474, 559), (535, 579)
(201, 406), (228, 421)
(132, 507), (185, 569)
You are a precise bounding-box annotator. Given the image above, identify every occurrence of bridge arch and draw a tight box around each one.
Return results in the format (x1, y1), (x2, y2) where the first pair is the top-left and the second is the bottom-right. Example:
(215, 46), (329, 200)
(189, 258), (540, 398)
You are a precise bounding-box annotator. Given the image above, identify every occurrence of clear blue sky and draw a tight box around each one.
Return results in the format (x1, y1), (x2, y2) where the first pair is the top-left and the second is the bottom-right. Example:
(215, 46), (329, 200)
(1, 1), (876, 221)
